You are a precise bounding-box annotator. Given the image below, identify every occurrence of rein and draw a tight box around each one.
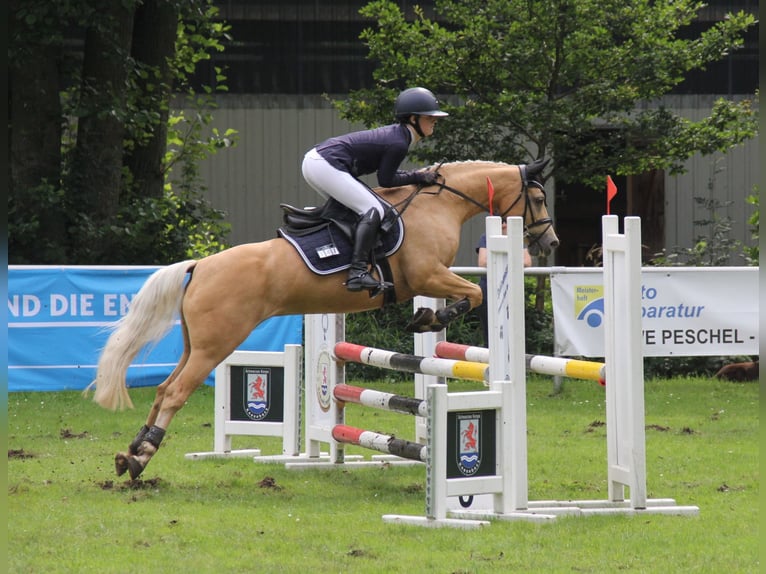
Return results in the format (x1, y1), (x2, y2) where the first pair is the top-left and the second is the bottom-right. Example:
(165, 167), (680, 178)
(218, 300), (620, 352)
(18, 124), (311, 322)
(389, 165), (554, 248)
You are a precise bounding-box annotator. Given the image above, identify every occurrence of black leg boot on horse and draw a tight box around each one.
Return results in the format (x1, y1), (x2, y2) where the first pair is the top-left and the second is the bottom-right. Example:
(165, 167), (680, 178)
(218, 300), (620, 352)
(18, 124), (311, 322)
(345, 208), (393, 294)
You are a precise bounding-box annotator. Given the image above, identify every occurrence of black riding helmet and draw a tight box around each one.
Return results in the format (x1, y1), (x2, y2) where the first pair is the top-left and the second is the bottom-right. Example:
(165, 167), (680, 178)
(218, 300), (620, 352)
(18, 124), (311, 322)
(394, 87), (448, 137)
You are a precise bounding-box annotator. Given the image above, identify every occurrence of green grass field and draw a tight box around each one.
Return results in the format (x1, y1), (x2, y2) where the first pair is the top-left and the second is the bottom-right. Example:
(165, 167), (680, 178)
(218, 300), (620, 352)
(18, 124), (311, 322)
(8, 375), (759, 573)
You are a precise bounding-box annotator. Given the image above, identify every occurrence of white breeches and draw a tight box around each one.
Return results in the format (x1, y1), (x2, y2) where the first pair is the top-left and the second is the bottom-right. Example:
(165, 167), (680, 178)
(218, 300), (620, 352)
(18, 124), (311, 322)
(302, 148), (385, 218)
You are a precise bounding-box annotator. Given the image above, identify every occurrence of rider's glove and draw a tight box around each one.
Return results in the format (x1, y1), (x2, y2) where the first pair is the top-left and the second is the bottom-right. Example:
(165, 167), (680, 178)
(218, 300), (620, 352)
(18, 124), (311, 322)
(420, 171), (440, 185)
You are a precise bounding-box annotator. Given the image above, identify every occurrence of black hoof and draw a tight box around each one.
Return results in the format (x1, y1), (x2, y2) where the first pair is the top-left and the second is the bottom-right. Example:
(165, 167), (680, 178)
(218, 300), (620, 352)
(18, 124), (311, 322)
(406, 307), (436, 332)
(115, 452), (146, 479)
(115, 452), (130, 476)
(127, 457), (145, 480)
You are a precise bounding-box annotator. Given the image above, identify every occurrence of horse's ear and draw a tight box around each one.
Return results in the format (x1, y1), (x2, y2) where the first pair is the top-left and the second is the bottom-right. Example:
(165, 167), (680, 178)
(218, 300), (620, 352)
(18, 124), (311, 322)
(526, 157), (550, 176)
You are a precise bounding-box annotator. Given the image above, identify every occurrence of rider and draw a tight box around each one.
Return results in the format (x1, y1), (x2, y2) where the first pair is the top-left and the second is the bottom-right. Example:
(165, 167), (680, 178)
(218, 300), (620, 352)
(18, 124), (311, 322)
(302, 87), (448, 292)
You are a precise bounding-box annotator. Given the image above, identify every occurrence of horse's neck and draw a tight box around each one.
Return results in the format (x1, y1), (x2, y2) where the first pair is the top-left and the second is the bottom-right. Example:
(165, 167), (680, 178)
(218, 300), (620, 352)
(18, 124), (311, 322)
(379, 162), (513, 224)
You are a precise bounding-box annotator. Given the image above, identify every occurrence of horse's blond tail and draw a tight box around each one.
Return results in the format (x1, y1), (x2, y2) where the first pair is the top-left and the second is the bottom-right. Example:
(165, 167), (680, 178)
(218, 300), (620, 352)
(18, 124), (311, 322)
(84, 260), (196, 411)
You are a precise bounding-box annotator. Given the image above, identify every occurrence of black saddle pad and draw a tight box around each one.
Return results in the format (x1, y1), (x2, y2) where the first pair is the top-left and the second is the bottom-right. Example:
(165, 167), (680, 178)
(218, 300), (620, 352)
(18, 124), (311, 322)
(278, 218), (404, 275)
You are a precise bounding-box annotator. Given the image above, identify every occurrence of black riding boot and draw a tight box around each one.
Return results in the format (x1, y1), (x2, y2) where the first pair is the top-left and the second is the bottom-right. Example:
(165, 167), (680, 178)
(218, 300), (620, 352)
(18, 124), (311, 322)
(346, 208), (388, 292)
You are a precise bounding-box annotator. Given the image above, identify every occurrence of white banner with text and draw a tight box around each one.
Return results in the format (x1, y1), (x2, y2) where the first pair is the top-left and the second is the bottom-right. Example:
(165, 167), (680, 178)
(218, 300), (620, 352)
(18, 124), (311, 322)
(551, 267), (758, 357)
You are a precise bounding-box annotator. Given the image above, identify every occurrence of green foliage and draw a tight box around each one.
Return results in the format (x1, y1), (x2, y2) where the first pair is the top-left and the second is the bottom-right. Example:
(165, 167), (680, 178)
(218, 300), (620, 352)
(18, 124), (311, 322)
(9, 0), (235, 264)
(336, 0), (758, 187)
(643, 354), (753, 379)
(7, 181), (69, 264)
(744, 191), (759, 264)
(650, 159), (753, 267)
(64, 188), (231, 265)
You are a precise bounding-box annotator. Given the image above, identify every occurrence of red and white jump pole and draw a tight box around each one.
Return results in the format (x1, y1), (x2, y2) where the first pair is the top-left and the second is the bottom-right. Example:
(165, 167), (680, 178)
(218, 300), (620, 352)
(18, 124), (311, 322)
(333, 383), (428, 417)
(332, 424), (427, 462)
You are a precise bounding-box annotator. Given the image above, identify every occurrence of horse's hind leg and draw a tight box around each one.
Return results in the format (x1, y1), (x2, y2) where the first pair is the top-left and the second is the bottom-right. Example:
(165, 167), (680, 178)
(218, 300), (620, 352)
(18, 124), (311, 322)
(116, 352), (218, 479)
(114, 355), (186, 477)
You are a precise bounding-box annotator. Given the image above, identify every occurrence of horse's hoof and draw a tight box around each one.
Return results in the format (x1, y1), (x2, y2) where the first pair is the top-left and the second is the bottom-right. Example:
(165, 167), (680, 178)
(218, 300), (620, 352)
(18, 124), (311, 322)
(406, 307), (436, 332)
(115, 452), (146, 479)
(115, 452), (130, 476)
(127, 457), (145, 480)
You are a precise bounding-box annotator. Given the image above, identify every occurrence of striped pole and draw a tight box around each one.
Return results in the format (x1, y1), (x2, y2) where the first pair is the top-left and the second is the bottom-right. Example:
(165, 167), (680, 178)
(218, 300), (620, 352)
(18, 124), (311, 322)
(334, 342), (488, 383)
(331, 424), (427, 462)
(334, 384), (427, 417)
(435, 341), (606, 386)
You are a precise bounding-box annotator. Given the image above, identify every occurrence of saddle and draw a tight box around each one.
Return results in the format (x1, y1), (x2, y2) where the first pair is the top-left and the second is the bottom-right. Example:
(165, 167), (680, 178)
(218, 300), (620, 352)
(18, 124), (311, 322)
(277, 198), (404, 302)
(280, 197), (399, 237)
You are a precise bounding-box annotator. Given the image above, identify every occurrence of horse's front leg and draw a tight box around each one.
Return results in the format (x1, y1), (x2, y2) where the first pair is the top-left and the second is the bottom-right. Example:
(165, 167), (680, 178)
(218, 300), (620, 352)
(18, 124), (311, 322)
(407, 298), (473, 333)
(406, 271), (483, 333)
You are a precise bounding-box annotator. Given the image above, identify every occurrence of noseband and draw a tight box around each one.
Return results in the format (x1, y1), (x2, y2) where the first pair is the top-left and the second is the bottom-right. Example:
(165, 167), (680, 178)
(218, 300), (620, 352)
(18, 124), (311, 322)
(514, 181), (555, 252)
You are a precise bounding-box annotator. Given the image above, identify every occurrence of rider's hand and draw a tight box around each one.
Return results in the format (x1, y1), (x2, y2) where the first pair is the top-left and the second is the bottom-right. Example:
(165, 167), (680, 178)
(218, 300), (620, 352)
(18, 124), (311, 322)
(420, 171), (440, 185)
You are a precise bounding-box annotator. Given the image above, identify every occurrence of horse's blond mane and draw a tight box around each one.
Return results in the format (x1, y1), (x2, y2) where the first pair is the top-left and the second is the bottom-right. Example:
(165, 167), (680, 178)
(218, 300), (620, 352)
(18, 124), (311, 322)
(429, 159), (515, 170)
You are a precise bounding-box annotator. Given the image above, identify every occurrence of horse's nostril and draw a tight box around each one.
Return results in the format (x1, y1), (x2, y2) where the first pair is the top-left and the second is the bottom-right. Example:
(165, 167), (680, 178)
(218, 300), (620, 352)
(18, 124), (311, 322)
(550, 240), (560, 249)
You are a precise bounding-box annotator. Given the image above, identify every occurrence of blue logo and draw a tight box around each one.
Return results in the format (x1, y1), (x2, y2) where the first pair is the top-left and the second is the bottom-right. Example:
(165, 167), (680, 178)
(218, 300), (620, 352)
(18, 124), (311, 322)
(577, 298), (604, 328)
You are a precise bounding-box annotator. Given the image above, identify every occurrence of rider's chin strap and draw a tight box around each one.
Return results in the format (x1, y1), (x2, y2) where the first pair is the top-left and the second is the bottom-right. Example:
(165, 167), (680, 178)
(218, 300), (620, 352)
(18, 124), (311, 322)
(486, 177), (495, 216)
(408, 116), (425, 138)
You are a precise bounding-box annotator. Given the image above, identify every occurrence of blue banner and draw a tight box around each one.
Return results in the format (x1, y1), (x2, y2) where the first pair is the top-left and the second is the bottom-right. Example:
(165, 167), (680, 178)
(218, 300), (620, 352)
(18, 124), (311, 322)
(8, 266), (303, 392)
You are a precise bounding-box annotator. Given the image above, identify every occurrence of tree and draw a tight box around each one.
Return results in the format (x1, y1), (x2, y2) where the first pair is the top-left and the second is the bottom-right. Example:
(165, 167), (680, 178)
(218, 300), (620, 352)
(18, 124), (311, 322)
(334, 0), (758, 188)
(8, 0), (233, 265)
(124, 0), (181, 202)
(69, 1), (137, 231)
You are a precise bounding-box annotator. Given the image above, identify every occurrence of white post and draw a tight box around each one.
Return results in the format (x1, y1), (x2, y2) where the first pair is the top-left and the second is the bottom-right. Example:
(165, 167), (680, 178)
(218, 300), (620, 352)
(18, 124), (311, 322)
(213, 360), (238, 454)
(425, 383), (448, 521)
(303, 313), (344, 461)
(281, 344), (302, 456)
(486, 215), (528, 510)
(413, 296), (446, 444)
(602, 216), (647, 507)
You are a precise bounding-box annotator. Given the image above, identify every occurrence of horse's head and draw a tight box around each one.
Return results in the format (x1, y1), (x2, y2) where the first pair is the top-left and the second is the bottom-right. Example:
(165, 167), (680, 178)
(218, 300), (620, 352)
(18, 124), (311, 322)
(491, 161), (559, 257)
(402, 159), (559, 256)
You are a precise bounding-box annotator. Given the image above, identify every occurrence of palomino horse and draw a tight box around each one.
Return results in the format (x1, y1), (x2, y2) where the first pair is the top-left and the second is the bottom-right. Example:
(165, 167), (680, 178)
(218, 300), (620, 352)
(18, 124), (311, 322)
(88, 159), (559, 479)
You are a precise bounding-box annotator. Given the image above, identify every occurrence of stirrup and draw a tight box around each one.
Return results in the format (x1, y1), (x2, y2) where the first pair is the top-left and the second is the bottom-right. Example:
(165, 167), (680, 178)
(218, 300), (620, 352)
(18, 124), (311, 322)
(345, 271), (384, 292)
(368, 281), (394, 299)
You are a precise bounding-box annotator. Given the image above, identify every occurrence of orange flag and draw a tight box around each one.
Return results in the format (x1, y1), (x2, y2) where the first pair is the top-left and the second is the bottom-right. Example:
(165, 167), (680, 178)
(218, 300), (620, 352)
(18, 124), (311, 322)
(606, 176), (618, 214)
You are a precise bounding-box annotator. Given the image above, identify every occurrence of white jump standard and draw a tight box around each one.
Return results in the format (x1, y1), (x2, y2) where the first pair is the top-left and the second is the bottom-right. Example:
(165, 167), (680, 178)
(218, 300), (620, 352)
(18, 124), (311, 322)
(185, 346), (303, 461)
(300, 216), (698, 525)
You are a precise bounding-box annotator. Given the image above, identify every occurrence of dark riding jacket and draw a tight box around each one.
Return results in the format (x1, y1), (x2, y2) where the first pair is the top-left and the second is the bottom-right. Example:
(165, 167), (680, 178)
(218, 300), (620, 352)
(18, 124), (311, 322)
(315, 123), (431, 188)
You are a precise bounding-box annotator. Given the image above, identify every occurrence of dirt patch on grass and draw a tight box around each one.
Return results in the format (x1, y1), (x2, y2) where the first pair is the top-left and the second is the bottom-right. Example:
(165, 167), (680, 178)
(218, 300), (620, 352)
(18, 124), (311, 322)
(60, 428), (89, 439)
(98, 477), (165, 491)
(8, 449), (35, 459)
(257, 476), (282, 490)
